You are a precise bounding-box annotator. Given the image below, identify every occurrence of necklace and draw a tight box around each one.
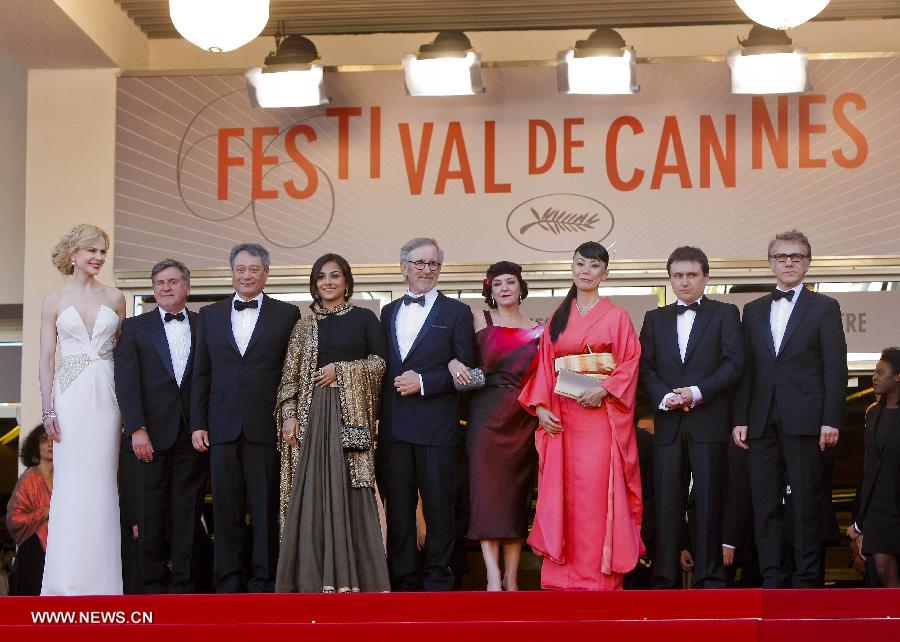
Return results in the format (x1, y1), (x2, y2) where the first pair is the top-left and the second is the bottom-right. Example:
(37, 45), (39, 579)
(576, 297), (601, 317)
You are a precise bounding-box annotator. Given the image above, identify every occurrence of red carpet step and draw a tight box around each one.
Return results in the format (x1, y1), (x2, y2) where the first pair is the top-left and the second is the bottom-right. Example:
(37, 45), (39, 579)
(2, 589), (898, 641)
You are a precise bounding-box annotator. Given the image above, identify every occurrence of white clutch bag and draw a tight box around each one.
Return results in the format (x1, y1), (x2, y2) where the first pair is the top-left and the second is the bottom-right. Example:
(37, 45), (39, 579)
(553, 368), (605, 400)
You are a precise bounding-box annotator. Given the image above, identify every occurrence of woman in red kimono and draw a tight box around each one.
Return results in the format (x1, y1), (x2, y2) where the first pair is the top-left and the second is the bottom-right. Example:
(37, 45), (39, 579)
(519, 241), (643, 590)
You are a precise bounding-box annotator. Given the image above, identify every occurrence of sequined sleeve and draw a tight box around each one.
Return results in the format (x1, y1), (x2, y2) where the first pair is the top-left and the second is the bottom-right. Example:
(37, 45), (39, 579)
(275, 320), (306, 422)
(275, 315), (319, 535)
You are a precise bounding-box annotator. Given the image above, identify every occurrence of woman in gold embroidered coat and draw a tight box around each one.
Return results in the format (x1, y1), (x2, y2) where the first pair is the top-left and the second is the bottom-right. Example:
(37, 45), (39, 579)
(275, 253), (390, 593)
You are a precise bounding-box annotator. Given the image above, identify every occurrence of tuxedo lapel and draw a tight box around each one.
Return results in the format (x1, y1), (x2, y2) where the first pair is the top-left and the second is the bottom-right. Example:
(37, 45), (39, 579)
(404, 294), (444, 363)
(665, 305), (681, 363)
(777, 288), (813, 358)
(184, 310), (198, 377)
(389, 300), (403, 362)
(146, 311), (176, 382)
(759, 301), (777, 360)
(221, 297), (241, 355)
(243, 294), (272, 357)
(683, 300), (715, 364)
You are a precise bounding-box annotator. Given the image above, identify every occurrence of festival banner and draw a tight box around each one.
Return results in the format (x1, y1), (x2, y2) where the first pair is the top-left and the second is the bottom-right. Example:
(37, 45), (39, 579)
(114, 57), (900, 270)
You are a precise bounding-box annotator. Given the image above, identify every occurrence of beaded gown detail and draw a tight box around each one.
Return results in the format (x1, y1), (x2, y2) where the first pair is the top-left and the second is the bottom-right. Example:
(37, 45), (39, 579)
(42, 305), (123, 596)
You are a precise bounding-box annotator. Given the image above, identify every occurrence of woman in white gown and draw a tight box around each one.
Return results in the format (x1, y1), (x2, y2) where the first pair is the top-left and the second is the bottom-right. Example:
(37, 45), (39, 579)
(39, 223), (125, 596)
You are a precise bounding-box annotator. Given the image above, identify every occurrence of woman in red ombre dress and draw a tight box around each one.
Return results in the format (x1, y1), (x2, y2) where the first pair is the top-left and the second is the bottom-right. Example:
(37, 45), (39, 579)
(519, 241), (643, 590)
(449, 261), (542, 591)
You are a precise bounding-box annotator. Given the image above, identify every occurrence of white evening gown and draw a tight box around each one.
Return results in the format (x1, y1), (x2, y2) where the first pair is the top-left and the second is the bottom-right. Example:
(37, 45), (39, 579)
(41, 305), (123, 595)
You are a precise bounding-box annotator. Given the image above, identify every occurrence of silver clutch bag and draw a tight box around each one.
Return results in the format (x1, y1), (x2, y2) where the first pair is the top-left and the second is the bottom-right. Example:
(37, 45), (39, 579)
(453, 367), (485, 392)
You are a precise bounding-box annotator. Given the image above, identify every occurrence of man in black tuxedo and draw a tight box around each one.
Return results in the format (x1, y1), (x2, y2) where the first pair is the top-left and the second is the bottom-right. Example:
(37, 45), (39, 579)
(190, 244), (300, 593)
(115, 259), (206, 593)
(377, 237), (475, 591)
(733, 230), (847, 588)
(639, 246), (743, 588)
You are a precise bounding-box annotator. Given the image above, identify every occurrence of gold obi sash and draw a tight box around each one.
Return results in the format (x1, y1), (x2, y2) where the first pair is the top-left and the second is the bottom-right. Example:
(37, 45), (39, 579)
(553, 352), (616, 381)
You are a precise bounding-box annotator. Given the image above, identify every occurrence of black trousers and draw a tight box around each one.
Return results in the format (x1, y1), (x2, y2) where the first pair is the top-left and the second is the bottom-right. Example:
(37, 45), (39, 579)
(139, 427), (208, 593)
(749, 404), (823, 588)
(653, 427), (726, 589)
(209, 437), (279, 593)
(377, 440), (457, 591)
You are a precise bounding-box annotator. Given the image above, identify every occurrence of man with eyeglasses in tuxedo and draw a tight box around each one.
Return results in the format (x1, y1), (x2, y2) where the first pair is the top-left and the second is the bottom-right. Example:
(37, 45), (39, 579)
(732, 230), (847, 588)
(377, 237), (475, 591)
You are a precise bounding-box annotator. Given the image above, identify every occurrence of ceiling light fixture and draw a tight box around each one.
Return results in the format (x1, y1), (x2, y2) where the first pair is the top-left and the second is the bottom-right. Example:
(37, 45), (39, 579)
(402, 31), (485, 96)
(557, 27), (639, 95)
(169, 0), (269, 53)
(245, 34), (330, 108)
(727, 25), (811, 95)
(734, 0), (830, 30)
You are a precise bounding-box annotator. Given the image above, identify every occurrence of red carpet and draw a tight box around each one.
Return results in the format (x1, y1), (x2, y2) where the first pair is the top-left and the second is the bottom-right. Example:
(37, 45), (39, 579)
(2, 589), (898, 641)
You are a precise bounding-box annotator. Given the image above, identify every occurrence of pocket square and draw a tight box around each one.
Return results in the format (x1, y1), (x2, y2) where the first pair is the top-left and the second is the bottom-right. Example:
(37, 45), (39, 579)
(431, 324), (448, 329)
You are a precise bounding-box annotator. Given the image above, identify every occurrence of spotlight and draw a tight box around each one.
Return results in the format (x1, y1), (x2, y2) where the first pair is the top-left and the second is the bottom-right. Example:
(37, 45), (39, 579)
(402, 31), (485, 96)
(558, 27), (639, 95)
(727, 25), (810, 95)
(245, 35), (330, 108)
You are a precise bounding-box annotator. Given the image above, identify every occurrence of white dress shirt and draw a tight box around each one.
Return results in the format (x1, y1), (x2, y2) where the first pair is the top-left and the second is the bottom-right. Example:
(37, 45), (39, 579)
(395, 287), (438, 395)
(159, 306), (191, 387)
(659, 296), (704, 411)
(770, 283), (804, 355)
(395, 288), (438, 360)
(231, 292), (264, 357)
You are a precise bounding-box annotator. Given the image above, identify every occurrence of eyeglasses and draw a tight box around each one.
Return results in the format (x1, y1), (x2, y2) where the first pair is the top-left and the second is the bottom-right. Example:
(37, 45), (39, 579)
(769, 253), (809, 264)
(406, 260), (442, 272)
(233, 265), (264, 275)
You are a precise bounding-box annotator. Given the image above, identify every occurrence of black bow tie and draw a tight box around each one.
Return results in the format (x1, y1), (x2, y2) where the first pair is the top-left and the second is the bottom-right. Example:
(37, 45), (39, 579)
(403, 294), (426, 306)
(233, 299), (259, 311)
(164, 311), (185, 323)
(676, 301), (700, 315)
(772, 289), (795, 302)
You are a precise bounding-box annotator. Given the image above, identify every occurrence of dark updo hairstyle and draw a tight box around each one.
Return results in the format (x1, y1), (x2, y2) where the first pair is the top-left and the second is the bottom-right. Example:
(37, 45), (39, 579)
(881, 347), (900, 376)
(548, 241), (609, 342)
(482, 261), (529, 309)
(20, 425), (49, 467)
(309, 253), (354, 307)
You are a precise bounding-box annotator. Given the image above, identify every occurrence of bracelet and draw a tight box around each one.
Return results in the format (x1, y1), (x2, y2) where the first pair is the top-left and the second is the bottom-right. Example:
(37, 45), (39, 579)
(41, 409), (56, 420)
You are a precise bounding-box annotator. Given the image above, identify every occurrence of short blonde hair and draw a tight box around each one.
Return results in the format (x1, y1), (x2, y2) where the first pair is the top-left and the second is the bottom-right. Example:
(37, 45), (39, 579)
(51, 224), (111, 275)
(767, 230), (812, 260)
